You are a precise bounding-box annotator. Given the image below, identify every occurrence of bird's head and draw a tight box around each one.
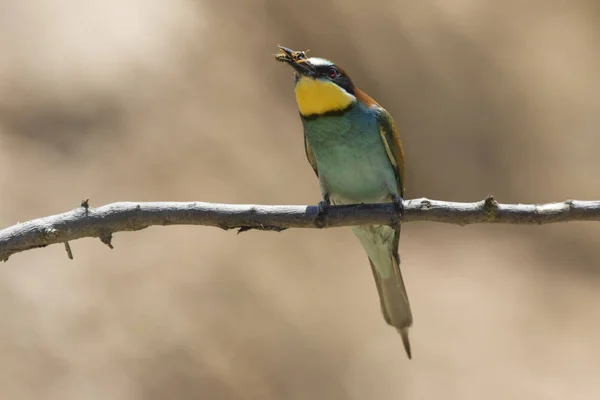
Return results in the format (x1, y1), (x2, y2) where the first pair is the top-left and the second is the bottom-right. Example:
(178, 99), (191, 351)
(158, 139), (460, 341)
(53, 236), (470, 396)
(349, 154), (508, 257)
(276, 45), (357, 118)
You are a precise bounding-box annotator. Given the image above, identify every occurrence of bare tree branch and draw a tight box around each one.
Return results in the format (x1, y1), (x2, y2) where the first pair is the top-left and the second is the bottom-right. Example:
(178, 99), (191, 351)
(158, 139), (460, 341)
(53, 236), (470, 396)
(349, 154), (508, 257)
(1, 196), (599, 262)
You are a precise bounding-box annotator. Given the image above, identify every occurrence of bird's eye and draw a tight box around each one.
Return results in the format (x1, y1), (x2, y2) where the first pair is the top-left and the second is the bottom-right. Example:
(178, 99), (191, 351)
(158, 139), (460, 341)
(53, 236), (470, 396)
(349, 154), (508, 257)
(327, 67), (338, 79)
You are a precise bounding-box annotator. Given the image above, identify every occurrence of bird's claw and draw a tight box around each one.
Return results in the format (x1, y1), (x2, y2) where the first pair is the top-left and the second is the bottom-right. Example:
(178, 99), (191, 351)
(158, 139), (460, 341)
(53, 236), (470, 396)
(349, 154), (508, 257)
(391, 195), (405, 228)
(314, 199), (330, 228)
(393, 195), (405, 215)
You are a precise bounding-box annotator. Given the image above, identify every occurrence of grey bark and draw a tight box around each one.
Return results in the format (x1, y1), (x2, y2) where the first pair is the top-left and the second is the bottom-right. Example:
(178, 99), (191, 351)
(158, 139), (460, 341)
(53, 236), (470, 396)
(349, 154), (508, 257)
(1, 196), (598, 262)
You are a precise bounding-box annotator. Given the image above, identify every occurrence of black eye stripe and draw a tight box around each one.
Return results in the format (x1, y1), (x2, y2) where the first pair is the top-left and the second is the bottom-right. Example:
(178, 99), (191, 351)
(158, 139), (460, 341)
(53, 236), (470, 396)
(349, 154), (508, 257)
(315, 65), (336, 74)
(312, 63), (355, 95)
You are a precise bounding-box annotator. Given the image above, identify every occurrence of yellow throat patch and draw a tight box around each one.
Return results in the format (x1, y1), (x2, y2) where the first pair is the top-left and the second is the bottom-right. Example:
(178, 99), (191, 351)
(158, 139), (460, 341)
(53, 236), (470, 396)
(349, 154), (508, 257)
(294, 76), (355, 116)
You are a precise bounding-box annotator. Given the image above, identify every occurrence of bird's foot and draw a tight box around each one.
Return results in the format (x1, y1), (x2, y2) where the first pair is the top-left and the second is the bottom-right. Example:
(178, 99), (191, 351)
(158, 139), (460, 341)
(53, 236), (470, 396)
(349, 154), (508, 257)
(392, 195), (405, 216)
(391, 195), (405, 229)
(314, 199), (330, 228)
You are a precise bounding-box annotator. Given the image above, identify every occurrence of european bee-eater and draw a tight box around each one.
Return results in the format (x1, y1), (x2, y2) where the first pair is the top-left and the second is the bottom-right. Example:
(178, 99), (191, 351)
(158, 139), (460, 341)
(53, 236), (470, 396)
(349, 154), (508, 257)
(275, 46), (413, 359)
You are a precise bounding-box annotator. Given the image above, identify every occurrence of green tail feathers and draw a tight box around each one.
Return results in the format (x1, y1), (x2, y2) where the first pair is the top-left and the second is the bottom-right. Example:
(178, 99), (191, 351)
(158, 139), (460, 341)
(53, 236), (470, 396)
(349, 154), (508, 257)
(353, 224), (413, 359)
(369, 256), (413, 359)
(398, 328), (412, 360)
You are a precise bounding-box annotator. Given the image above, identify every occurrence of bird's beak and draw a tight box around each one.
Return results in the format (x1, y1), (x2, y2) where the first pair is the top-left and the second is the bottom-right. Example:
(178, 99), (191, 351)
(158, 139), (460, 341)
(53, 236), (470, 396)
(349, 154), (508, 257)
(276, 45), (314, 77)
(288, 59), (314, 76)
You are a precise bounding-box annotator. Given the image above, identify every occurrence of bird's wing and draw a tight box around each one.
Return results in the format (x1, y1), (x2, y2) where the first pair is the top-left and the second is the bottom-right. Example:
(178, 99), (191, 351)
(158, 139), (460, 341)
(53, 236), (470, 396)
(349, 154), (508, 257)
(304, 135), (319, 177)
(375, 106), (405, 197)
(355, 88), (405, 196)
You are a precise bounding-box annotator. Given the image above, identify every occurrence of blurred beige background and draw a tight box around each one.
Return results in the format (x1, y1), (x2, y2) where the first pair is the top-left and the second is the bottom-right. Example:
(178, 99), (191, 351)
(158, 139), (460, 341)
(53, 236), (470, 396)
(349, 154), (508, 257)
(1, 0), (599, 398)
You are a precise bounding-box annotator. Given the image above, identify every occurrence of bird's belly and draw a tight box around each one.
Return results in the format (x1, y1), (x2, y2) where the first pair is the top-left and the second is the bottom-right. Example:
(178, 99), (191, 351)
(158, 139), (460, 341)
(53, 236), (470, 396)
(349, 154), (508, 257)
(303, 106), (397, 205)
(316, 146), (396, 205)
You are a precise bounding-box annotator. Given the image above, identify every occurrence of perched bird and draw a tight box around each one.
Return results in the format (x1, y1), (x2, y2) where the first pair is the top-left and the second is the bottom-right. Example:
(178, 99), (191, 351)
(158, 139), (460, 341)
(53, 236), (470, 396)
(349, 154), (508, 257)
(275, 46), (413, 358)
